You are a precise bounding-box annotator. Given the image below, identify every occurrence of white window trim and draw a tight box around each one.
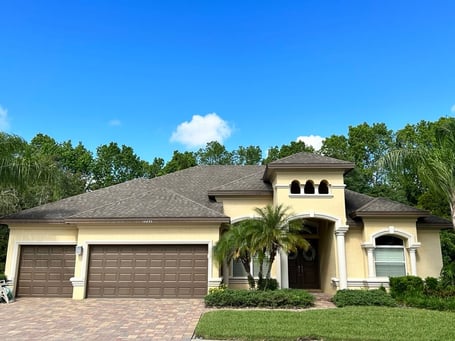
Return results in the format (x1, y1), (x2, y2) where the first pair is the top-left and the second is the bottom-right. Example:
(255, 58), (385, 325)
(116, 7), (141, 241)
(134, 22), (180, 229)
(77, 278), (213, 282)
(362, 228), (421, 278)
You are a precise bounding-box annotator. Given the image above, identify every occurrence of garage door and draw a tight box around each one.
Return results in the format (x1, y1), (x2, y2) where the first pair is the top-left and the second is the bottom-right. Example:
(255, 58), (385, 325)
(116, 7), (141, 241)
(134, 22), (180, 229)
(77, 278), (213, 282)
(17, 245), (76, 297)
(87, 244), (208, 298)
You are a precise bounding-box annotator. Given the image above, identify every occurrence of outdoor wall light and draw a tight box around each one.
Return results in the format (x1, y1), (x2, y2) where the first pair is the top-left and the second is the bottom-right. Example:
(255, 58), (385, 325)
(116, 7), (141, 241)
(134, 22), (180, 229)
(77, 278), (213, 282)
(75, 245), (83, 256)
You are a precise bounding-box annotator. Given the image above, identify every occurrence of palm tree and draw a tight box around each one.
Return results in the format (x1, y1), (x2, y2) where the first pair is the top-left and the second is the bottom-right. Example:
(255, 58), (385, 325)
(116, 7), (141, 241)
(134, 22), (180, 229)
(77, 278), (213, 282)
(213, 222), (256, 288)
(381, 118), (455, 229)
(0, 133), (58, 216)
(248, 204), (310, 286)
(0, 132), (52, 190)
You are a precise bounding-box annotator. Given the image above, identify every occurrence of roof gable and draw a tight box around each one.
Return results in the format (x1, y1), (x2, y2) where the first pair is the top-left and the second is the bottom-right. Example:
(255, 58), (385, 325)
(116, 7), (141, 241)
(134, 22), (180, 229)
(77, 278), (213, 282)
(263, 152), (354, 181)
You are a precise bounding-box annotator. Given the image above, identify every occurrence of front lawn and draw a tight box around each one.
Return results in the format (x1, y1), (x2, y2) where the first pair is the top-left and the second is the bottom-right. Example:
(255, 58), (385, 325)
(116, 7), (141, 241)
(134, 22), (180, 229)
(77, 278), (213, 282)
(194, 306), (455, 341)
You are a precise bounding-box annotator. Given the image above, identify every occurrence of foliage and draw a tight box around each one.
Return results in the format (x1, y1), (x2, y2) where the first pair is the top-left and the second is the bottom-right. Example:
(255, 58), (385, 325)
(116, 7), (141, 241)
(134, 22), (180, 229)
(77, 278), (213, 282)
(213, 222), (256, 288)
(389, 276), (424, 299)
(195, 307), (455, 341)
(381, 117), (455, 228)
(233, 145), (262, 165)
(388, 275), (455, 311)
(248, 204), (310, 284)
(331, 289), (397, 307)
(204, 289), (315, 308)
(257, 278), (279, 291)
(91, 142), (150, 189)
(263, 141), (314, 164)
(196, 141), (233, 165)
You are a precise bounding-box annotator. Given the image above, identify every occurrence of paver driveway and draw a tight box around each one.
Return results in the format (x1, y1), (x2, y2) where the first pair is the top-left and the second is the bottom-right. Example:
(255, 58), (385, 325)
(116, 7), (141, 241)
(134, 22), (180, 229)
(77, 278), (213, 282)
(3, 298), (207, 341)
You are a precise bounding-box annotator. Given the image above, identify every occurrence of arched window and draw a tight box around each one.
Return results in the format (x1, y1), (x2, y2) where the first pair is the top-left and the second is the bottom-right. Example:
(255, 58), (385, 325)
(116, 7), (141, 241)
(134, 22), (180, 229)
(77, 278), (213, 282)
(318, 180), (329, 194)
(304, 180), (315, 194)
(375, 235), (406, 277)
(290, 180), (301, 194)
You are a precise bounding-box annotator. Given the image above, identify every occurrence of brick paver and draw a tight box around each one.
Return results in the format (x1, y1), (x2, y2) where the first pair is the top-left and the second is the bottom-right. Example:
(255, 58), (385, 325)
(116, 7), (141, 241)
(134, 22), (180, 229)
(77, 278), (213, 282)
(3, 298), (207, 341)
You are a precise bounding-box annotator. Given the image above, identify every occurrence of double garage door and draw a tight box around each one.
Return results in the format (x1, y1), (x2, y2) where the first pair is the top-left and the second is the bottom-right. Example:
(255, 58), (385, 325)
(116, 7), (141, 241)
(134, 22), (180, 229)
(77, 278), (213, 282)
(17, 244), (208, 298)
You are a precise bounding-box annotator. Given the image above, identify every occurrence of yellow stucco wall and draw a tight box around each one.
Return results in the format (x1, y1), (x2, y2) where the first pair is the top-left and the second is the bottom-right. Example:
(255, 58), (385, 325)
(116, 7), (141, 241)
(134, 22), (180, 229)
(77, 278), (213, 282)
(272, 171), (347, 221)
(220, 197), (272, 220)
(416, 228), (443, 278)
(345, 227), (366, 278)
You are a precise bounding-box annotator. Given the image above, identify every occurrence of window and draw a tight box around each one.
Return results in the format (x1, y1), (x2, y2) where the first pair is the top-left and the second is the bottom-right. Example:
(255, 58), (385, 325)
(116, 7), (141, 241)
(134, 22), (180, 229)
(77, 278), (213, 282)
(318, 180), (329, 194)
(374, 235), (406, 277)
(290, 180), (301, 194)
(304, 180), (315, 194)
(232, 255), (269, 278)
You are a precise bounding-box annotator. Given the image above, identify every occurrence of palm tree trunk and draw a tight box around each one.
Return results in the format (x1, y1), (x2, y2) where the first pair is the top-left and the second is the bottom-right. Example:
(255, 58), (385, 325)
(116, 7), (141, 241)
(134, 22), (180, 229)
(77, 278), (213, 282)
(265, 251), (276, 280)
(240, 257), (255, 289)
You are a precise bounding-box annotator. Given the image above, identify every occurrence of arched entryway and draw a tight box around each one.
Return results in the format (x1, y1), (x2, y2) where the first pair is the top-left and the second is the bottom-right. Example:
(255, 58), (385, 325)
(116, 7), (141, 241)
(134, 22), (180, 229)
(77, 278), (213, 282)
(284, 217), (336, 291)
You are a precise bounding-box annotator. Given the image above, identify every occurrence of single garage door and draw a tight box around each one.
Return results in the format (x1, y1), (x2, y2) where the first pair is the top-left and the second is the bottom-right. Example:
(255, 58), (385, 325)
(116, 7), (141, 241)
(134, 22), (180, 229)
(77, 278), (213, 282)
(87, 244), (208, 298)
(17, 245), (76, 297)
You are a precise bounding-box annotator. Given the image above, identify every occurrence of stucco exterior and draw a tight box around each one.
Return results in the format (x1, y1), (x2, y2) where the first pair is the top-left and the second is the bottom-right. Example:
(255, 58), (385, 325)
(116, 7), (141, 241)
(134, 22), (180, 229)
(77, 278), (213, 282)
(2, 152), (450, 299)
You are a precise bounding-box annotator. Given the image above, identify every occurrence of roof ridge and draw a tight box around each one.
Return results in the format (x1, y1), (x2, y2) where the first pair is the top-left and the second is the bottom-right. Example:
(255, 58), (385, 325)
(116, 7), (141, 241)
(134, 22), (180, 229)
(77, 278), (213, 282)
(355, 197), (380, 212)
(159, 187), (227, 217)
(209, 169), (265, 190)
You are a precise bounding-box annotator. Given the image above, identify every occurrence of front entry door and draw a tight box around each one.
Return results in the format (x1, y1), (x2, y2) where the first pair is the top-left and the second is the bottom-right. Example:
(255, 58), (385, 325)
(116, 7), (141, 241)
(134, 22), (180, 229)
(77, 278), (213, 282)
(288, 239), (320, 289)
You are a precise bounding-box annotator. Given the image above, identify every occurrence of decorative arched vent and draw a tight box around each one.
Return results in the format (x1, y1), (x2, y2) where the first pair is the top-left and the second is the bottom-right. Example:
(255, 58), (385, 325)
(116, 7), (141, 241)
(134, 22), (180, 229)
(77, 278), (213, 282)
(318, 180), (329, 194)
(290, 180), (301, 194)
(304, 180), (315, 194)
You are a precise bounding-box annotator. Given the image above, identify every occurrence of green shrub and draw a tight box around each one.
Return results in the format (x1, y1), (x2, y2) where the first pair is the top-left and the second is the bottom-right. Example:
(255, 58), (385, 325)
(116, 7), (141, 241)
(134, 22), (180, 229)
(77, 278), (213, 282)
(403, 295), (455, 311)
(257, 278), (279, 291)
(389, 276), (424, 299)
(204, 289), (315, 308)
(424, 277), (439, 296)
(0, 273), (6, 281)
(332, 289), (397, 307)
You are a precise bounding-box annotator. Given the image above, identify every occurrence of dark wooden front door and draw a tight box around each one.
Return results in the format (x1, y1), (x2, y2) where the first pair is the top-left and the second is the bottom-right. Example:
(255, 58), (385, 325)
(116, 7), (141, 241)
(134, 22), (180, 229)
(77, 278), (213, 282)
(288, 239), (320, 289)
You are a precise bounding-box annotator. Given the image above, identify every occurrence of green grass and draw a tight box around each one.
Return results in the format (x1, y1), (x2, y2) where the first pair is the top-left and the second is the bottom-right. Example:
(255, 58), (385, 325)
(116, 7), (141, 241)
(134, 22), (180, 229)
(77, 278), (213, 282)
(194, 306), (455, 341)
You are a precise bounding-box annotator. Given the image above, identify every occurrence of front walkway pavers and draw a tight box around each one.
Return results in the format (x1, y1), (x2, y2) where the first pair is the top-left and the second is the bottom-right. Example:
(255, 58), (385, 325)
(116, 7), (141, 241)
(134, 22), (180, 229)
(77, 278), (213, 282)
(3, 298), (207, 341)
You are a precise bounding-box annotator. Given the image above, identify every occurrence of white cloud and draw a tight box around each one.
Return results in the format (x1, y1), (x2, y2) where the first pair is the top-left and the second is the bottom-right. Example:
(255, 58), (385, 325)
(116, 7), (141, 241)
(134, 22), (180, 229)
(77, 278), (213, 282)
(296, 135), (325, 151)
(0, 105), (10, 131)
(170, 113), (232, 148)
(451, 104), (455, 113)
(108, 119), (122, 126)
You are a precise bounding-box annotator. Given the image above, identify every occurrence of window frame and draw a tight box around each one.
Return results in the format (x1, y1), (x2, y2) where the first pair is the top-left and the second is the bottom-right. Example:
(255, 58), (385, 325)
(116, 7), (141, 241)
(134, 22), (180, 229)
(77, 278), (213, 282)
(374, 238), (407, 278)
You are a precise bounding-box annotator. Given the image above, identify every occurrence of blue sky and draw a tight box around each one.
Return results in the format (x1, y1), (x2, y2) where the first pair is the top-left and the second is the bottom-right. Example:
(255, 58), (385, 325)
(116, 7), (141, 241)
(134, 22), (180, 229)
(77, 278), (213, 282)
(1, 1), (454, 162)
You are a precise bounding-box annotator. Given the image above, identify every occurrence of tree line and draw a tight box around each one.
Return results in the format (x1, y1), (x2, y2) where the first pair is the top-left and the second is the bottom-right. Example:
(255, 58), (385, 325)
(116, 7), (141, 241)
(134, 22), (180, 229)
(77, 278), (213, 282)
(1, 116), (454, 275)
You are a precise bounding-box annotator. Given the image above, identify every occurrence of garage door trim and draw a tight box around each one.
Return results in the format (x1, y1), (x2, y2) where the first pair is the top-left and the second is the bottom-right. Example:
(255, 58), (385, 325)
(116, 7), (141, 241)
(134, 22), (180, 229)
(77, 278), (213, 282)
(11, 242), (77, 296)
(14, 242), (77, 297)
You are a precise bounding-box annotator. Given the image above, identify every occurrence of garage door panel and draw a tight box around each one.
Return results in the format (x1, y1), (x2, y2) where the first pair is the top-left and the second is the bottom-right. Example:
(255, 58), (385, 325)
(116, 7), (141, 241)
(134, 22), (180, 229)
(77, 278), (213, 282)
(17, 245), (75, 297)
(87, 244), (208, 298)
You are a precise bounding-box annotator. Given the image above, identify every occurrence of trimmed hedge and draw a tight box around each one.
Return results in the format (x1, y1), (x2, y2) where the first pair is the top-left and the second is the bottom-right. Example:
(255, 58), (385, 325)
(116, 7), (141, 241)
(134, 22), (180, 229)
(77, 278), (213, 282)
(389, 276), (424, 299)
(332, 289), (397, 308)
(204, 289), (315, 308)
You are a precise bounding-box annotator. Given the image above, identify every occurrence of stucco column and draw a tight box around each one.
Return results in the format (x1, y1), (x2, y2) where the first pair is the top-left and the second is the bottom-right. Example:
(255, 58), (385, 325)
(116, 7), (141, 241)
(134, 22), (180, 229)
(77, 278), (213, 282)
(361, 243), (376, 277)
(335, 227), (349, 289)
(279, 249), (288, 288)
(408, 247), (418, 276)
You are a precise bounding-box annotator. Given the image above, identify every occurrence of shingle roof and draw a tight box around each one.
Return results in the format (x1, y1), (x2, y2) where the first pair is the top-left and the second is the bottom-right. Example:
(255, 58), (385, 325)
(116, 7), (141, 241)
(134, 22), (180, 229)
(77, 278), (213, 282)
(346, 189), (429, 218)
(263, 152), (355, 180)
(208, 170), (272, 197)
(1, 154), (450, 229)
(1, 165), (262, 223)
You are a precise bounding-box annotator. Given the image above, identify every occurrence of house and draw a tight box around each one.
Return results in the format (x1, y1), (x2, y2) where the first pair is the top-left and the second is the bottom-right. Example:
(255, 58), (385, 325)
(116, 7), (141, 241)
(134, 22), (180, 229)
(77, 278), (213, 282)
(1, 152), (450, 299)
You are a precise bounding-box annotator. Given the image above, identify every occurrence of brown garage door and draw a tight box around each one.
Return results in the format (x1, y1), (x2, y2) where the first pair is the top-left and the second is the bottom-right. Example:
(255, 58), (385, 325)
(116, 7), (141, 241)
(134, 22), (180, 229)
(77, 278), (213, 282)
(87, 244), (208, 298)
(17, 245), (76, 297)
